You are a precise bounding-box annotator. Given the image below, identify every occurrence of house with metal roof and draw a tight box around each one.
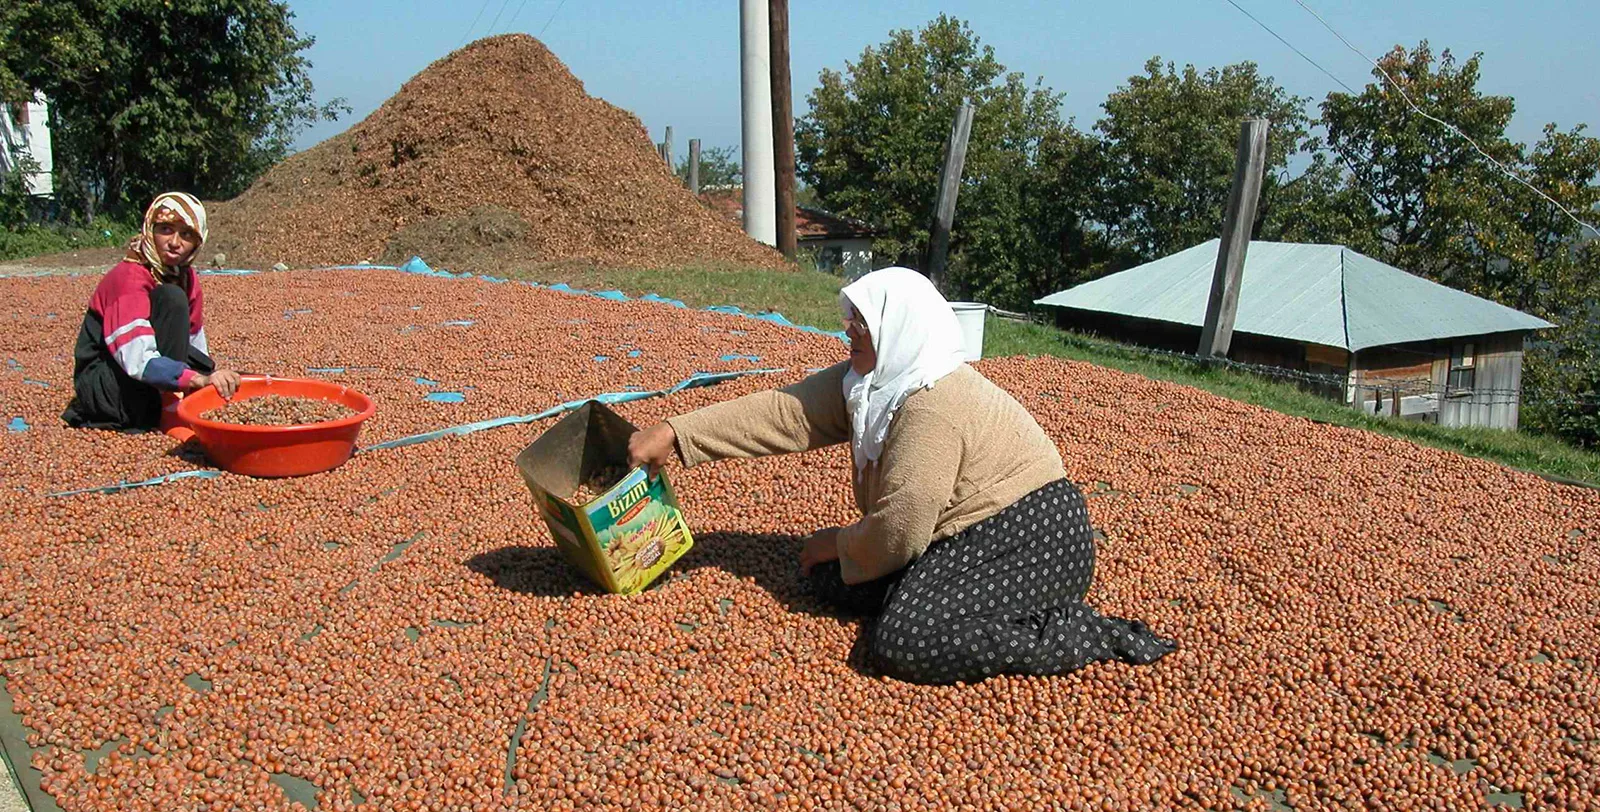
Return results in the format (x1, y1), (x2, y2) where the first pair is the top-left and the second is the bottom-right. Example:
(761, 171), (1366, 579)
(1035, 240), (1555, 429)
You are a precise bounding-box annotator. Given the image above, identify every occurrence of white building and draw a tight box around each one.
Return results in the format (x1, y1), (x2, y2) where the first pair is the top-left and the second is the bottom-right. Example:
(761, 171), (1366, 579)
(699, 188), (881, 279)
(795, 205), (878, 280)
(1, 92), (54, 197)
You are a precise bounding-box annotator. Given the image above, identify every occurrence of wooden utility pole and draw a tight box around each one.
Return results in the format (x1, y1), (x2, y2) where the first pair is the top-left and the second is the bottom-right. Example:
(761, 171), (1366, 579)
(925, 100), (975, 288)
(688, 139), (702, 193)
(663, 126), (674, 168)
(1197, 118), (1270, 359)
(768, 0), (797, 259)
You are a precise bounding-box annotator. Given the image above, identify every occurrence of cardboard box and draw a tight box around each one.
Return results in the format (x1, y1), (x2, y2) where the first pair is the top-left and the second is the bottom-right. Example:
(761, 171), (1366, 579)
(515, 401), (695, 594)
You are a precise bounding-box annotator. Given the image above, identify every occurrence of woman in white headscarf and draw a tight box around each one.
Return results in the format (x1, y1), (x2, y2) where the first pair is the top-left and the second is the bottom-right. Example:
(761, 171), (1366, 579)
(629, 267), (1175, 685)
(63, 192), (242, 431)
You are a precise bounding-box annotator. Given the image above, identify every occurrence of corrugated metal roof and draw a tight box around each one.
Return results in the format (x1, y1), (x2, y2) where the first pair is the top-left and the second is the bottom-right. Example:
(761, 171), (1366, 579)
(1034, 240), (1554, 352)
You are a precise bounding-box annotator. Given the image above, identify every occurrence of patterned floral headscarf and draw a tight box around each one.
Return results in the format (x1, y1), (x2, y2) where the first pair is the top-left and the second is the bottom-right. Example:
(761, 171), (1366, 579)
(125, 192), (208, 281)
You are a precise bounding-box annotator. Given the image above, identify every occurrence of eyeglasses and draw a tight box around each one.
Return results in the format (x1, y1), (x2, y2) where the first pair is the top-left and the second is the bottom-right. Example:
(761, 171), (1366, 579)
(842, 312), (869, 339)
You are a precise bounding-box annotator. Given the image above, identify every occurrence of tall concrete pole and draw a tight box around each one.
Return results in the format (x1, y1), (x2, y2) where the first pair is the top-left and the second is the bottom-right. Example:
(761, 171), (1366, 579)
(688, 139), (701, 193)
(740, 0), (777, 246)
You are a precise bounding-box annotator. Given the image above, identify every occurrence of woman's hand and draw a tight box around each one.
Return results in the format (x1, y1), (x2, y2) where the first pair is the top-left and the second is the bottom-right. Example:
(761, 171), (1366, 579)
(799, 527), (842, 576)
(192, 369), (242, 399)
(627, 422), (678, 477)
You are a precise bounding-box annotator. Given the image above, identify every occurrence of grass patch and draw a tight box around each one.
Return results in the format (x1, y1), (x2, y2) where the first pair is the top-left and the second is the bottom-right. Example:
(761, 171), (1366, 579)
(987, 318), (1600, 485)
(0, 218), (137, 262)
(497, 262), (848, 331)
(498, 262), (1600, 485)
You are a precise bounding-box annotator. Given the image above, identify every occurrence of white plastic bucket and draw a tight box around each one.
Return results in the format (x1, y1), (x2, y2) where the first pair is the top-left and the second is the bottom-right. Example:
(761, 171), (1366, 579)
(948, 302), (987, 361)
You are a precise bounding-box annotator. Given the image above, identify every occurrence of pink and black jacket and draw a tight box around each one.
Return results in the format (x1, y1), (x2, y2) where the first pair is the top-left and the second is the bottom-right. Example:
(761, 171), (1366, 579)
(74, 261), (207, 390)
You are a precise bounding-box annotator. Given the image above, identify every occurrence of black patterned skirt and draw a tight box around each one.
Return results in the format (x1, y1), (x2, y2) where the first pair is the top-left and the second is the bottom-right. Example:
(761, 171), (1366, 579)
(808, 478), (1176, 685)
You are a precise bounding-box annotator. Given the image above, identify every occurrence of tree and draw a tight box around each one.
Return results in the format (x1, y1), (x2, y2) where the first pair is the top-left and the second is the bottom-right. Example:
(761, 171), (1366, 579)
(677, 145), (742, 188)
(1, 0), (346, 220)
(0, 146), (40, 229)
(795, 15), (1081, 309)
(1089, 58), (1318, 263)
(1317, 43), (1600, 445)
(1260, 151), (1381, 253)
(1522, 281), (1600, 448)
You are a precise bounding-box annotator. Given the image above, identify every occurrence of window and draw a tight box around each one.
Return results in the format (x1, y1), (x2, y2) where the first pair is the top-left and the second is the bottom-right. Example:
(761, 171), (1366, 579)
(815, 245), (844, 273)
(1447, 342), (1475, 394)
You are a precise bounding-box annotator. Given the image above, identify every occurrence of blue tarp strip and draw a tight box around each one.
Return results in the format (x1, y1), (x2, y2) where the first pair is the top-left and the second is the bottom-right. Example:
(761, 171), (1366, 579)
(8, 255), (846, 342)
(48, 470), (224, 498)
(359, 368), (786, 453)
(198, 268), (268, 276)
(30, 246), (841, 497)
(49, 368), (791, 494)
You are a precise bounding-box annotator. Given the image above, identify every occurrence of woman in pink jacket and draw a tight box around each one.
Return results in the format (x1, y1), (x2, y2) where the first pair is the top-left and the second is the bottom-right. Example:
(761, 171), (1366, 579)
(62, 192), (241, 431)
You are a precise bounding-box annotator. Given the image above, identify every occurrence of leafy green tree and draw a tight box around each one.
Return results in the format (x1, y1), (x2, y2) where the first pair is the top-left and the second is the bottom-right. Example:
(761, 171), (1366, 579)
(0, 146), (40, 228)
(795, 15), (1081, 309)
(1, 0), (346, 220)
(1321, 45), (1516, 291)
(1090, 57), (1317, 263)
(1522, 283), (1600, 448)
(1319, 44), (1600, 309)
(677, 145), (742, 188)
(1260, 151), (1381, 252)
(1317, 42), (1600, 444)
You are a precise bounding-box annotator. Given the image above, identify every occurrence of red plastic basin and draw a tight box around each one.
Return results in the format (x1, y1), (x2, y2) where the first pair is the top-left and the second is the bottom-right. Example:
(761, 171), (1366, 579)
(175, 376), (376, 478)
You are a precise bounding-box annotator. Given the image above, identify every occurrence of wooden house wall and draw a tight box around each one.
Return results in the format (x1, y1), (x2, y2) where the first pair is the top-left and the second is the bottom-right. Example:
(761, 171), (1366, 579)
(1048, 308), (1530, 429)
(1353, 345), (1437, 385)
(1437, 332), (1525, 430)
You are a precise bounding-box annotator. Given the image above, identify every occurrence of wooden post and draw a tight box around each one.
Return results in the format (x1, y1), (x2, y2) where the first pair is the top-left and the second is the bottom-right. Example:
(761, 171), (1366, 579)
(663, 126), (674, 168)
(769, 0), (797, 259)
(925, 100), (975, 288)
(1197, 118), (1270, 359)
(688, 139), (701, 193)
(1391, 384), (1401, 417)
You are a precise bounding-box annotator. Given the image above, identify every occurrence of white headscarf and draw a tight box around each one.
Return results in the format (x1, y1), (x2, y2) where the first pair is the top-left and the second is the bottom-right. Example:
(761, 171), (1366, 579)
(840, 267), (968, 471)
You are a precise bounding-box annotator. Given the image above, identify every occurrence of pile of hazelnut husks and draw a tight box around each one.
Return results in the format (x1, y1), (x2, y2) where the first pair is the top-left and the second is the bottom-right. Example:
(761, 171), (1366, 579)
(207, 34), (787, 274)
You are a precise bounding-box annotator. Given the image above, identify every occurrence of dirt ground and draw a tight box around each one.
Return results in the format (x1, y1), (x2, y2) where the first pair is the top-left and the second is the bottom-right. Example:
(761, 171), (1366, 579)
(0, 248), (123, 274)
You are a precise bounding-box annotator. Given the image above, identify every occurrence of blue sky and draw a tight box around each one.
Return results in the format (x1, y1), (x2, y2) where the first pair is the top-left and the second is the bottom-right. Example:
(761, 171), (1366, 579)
(285, 0), (1597, 161)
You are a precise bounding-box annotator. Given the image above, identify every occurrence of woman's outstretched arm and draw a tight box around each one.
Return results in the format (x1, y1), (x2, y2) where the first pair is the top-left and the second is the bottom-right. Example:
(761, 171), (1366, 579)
(634, 362), (852, 471)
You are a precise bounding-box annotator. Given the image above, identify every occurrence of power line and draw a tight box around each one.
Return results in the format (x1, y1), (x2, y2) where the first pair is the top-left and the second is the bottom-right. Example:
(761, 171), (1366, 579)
(1219, 0), (1357, 94)
(483, 0), (516, 36)
(538, 0), (570, 38)
(1287, 0), (1600, 239)
(455, 0), (493, 48)
(502, 0), (534, 31)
